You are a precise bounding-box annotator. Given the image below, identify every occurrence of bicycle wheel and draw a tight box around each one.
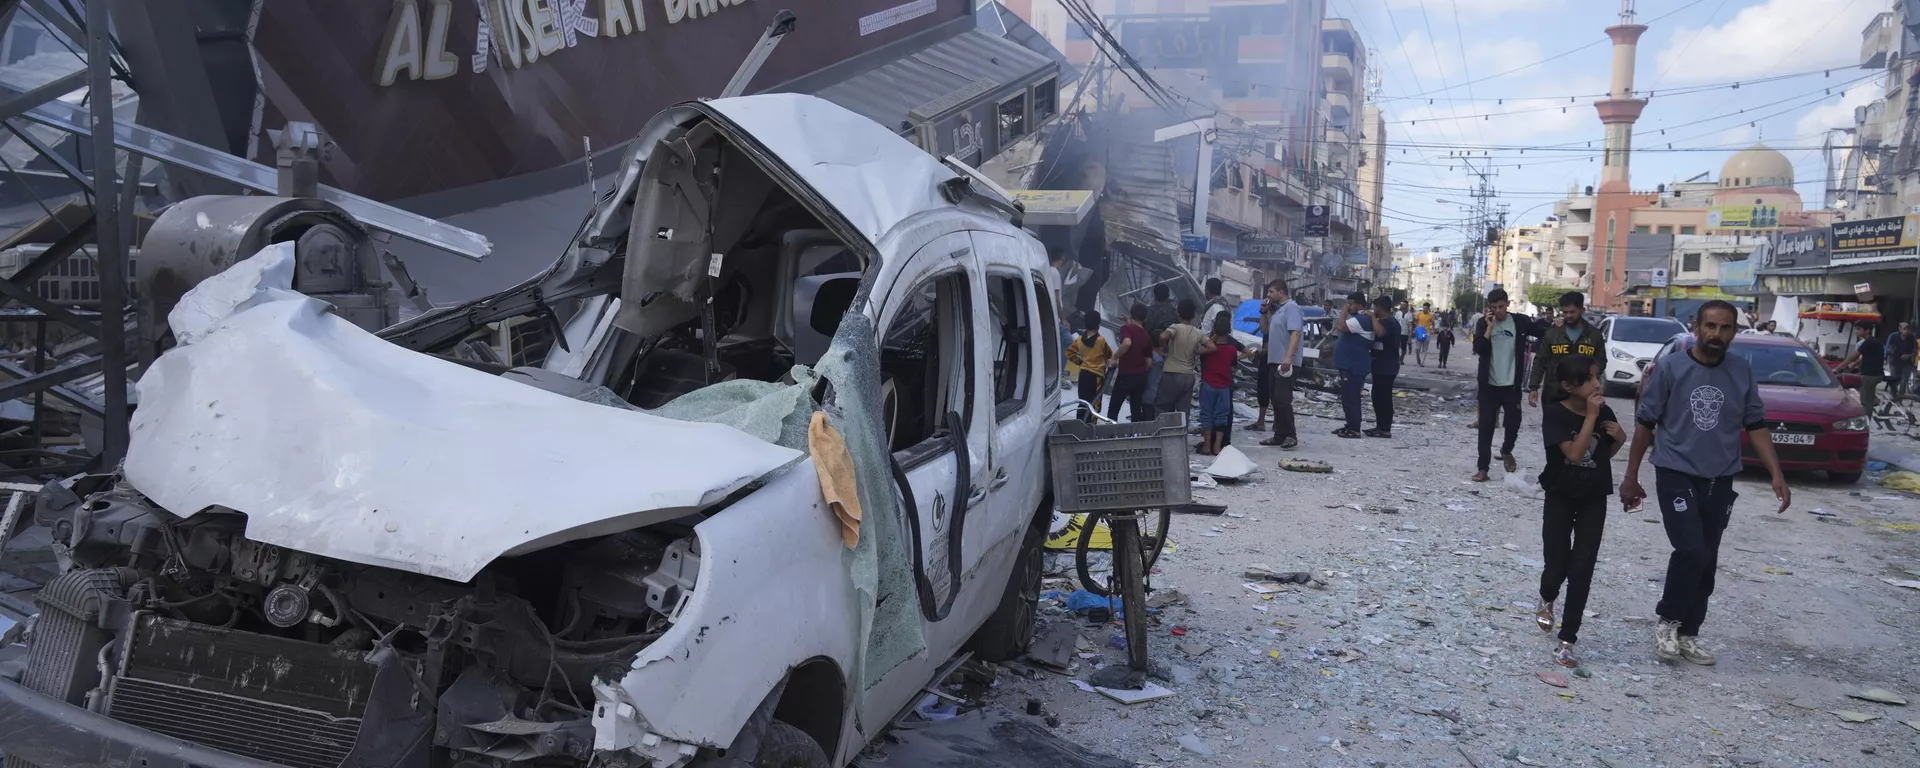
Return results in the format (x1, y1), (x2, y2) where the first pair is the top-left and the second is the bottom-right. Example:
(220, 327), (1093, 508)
(1109, 515), (1150, 671)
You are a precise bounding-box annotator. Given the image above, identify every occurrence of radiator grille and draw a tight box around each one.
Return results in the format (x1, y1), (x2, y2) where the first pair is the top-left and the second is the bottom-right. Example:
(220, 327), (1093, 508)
(107, 678), (359, 768)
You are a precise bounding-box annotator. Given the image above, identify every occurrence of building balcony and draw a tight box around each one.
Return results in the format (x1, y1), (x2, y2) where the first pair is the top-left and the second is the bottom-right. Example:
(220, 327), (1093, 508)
(1560, 220), (1593, 238)
(1322, 51), (1355, 90)
(1863, 11), (1896, 70)
(1325, 124), (1352, 146)
(1325, 91), (1352, 125)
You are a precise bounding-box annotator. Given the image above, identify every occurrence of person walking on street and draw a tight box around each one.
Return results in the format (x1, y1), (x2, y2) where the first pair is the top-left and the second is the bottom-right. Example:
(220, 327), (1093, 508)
(1366, 295), (1403, 438)
(1436, 324), (1455, 368)
(1529, 292), (1606, 408)
(1621, 300), (1790, 666)
(1197, 312), (1253, 455)
(1154, 299), (1207, 421)
(1889, 322), (1918, 402)
(1397, 303), (1414, 363)
(1535, 354), (1625, 668)
(1260, 280), (1304, 449)
(1107, 303), (1154, 422)
(1141, 283), (1179, 416)
(1841, 322), (1885, 417)
(1413, 303), (1435, 367)
(1333, 292), (1373, 439)
(1066, 310), (1113, 423)
(1472, 289), (1537, 482)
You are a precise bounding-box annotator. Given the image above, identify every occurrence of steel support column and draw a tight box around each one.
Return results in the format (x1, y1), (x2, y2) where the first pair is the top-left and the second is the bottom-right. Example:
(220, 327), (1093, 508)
(86, 0), (127, 465)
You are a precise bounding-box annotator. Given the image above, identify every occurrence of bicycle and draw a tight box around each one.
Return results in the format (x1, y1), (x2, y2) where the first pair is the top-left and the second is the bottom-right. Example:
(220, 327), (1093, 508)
(1049, 408), (1190, 671)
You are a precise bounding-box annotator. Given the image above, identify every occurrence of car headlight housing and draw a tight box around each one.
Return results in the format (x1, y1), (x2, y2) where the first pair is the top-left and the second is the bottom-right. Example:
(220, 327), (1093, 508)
(1832, 416), (1868, 432)
(1610, 348), (1635, 361)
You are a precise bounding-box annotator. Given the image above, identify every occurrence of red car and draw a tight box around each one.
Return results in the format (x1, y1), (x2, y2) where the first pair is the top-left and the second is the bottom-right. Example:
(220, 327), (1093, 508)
(1636, 333), (1870, 483)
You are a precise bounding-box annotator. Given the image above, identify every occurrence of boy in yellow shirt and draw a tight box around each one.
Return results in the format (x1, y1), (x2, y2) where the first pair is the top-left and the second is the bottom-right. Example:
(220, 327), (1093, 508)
(1067, 311), (1114, 422)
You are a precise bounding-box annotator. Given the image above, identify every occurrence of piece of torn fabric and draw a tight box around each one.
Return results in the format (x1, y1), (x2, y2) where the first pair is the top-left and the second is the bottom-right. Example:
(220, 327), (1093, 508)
(809, 411), (863, 548)
(810, 313), (926, 701)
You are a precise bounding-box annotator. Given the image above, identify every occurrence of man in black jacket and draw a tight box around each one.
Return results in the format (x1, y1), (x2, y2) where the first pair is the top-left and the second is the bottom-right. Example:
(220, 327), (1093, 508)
(1471, 288), (1537, 482)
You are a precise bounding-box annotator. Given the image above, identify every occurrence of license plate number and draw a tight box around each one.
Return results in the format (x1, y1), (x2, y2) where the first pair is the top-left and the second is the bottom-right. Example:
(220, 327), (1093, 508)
(1771, 433), (1816, 445)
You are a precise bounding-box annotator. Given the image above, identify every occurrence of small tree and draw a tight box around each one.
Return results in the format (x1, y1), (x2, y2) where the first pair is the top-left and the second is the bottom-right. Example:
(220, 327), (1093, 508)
(1527, 283), (1568, 312)
(1452, 288), (1484, 316)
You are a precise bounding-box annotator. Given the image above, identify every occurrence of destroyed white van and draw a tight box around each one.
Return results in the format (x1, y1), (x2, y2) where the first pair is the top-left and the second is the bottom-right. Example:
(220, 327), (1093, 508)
(0, 95), (1063, 768)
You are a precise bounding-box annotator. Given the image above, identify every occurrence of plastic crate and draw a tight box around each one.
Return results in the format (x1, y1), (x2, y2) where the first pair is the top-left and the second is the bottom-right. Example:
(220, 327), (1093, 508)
(1047, 413), (1194, 513)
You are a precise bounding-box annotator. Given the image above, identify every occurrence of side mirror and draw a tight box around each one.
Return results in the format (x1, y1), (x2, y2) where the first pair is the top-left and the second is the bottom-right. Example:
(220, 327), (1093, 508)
(1839, 373), (1863, 390)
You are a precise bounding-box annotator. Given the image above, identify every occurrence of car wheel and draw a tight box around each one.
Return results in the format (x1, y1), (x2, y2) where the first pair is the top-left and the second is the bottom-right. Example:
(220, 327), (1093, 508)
(965, 507), (1047, 662)
(753, 721), (831, 768)
(1830, 471), (1863, 485)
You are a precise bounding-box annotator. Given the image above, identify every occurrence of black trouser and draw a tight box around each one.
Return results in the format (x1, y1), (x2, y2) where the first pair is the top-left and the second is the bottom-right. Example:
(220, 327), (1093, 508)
(1370, 371), (1396, 432)
(1108, 371), (1149, 422)
(1339, 370), (1365, 431)
(1269, 367), (1297, 440)
(1476, 383), (1522, 472)
(1541, 493), (1608, 644)
(1654, 468), (1737, 636)
(1893, 363), (1915, 402)
(1076, 369), (1105, 422)
(1437, 344), (1451, 367)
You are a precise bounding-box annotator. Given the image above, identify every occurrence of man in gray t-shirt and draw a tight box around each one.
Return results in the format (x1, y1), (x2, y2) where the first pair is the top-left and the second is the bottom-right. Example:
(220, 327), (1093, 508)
(1621, 301), (1788, 668)
(1258, 280), (1304, 449)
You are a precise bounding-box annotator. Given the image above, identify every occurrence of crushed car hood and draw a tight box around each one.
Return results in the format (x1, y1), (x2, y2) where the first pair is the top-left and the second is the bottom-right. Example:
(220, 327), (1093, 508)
(126, 244), (803, 582)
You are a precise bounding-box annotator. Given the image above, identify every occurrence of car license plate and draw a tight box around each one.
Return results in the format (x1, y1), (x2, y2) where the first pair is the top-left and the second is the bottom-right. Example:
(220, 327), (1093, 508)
(1771, 433), (1816, 445)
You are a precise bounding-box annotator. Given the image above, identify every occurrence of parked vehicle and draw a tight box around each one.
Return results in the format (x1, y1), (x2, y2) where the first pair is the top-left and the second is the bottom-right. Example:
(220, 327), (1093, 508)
(1637, 333), (1869, 484)
(0, 95), (1062, 768)
(1595, 315), (1688, 395)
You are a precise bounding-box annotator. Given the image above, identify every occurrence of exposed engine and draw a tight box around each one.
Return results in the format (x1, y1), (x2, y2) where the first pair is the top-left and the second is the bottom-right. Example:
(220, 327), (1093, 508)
(20, 479), (694, 768)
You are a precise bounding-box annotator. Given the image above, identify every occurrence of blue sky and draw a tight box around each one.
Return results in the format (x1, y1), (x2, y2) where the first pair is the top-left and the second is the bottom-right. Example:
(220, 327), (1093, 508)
(1334, 0), (1885, 254)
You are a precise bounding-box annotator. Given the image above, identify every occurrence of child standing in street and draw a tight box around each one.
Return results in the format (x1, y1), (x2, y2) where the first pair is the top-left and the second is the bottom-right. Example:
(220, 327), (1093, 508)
(1535, 354), (1625, 668)
(1067, 311), (1114, 423)
(1196, 312), (1251, 455)
(1435, 324), (1455, 368)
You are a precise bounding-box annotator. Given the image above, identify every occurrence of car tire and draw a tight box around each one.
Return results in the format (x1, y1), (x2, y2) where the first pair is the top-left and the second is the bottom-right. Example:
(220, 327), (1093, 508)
(965, 508), (1047, 662)
(752, 721), (831, 768)
(1830, 471), (1863, 485)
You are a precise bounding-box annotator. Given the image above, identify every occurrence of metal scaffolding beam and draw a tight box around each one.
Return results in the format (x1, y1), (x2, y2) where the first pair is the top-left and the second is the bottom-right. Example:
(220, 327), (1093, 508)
(86, 0), (128, 465)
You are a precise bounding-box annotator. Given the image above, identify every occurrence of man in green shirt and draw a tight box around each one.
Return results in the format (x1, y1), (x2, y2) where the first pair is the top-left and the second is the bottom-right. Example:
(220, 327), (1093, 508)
(1529, 291), (1608, 407)
(1472, 288), (1537, 481)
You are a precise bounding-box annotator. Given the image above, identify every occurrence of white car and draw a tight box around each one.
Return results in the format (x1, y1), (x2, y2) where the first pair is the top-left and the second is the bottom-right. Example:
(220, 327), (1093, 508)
(1, 95), (1061, 768)
(1596, 315), (1689, 395)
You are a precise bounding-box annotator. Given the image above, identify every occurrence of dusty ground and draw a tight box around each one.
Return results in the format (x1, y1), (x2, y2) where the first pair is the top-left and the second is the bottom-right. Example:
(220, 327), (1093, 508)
(975, 355), (1920, 768)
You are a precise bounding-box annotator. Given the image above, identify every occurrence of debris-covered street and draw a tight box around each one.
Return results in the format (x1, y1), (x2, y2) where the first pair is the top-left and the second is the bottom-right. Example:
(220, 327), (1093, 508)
(948, 362), (1920, 767)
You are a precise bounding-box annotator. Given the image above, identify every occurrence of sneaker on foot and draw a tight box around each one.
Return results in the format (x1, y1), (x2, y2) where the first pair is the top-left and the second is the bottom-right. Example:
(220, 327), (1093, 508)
(1363, 428), (1392, 438)
(1554, 642), (1578, 668)
(1654, 620), (1682, 662)
(1677, 634), (1717, 666)
(1279, 437), (1299, 450)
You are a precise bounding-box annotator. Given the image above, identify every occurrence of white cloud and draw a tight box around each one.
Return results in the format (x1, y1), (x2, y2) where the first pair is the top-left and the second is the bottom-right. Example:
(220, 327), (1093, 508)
(1793, 84), (1876, 139)
(1651, 0), (1881, 83)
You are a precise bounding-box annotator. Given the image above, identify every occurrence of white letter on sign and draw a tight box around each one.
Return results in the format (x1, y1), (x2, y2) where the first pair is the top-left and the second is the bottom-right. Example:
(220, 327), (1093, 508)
(423, 0), (459, 80)
(375, 0), (423, 86)
(663, 0), (685, 24)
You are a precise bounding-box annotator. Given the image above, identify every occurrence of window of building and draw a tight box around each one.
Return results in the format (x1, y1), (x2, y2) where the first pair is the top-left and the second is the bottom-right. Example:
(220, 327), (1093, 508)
(1682, 252), (1701, 273)
(986, 275), (1033, 420)
(1680, 226), (1697, 235)
(997, 93), (1029, 146)
(1657, 225), (1672, 235)
(1032, 78), (1058, 124)
(1633, 225), (1650, 234)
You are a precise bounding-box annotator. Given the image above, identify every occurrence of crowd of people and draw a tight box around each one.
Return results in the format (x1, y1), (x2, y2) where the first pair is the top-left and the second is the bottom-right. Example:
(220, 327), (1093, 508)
(1064, 282), (1797, 670)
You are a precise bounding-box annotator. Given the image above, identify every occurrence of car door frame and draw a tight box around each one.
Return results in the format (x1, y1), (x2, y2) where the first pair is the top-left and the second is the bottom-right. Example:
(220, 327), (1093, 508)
(971, 230), (1057, 580)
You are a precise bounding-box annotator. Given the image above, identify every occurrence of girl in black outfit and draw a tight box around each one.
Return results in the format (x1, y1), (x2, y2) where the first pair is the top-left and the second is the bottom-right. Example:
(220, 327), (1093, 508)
(1534, 354), (1625, 668)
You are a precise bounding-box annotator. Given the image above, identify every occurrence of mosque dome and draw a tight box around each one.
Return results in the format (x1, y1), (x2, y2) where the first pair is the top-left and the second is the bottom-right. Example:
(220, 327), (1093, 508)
(1718, 144), (1794, 190)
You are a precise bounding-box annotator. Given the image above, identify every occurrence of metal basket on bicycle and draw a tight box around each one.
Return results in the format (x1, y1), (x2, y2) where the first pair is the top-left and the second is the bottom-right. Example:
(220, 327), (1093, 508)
(1047, 412), (1194, 513)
